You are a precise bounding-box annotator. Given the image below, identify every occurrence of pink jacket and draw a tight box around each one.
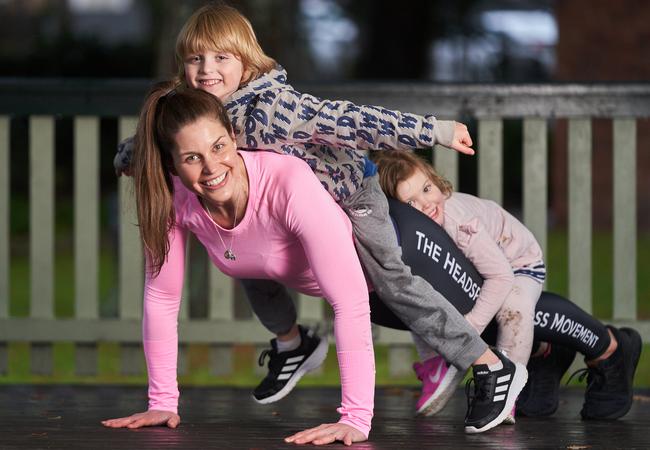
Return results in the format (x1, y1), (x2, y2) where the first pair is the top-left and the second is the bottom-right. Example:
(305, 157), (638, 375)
(442, 193), (544, 332)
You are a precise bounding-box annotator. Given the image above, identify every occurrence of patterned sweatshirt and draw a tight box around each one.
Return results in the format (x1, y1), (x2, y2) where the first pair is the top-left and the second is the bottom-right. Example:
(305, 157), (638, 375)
(224, 66), (455, 202)
(114, 66), (456, 203)
(144, 151), (375, 437)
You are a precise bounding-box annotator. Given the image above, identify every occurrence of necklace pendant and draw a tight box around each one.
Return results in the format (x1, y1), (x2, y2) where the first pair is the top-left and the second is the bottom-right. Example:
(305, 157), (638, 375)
(224, 249), (236, 261)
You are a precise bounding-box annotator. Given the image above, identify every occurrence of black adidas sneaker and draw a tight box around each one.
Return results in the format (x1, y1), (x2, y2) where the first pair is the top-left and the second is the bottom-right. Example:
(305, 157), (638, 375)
(253, 325), (328, 404)
(464, 349), (528, 434)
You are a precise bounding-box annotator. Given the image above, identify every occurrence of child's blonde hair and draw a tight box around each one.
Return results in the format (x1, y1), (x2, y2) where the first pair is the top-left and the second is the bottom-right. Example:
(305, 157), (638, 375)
(374, 151), (454, 199)
(175, 3), (277, 87)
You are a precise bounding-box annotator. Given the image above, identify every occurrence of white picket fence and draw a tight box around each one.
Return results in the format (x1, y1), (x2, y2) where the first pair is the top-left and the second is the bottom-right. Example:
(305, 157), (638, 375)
(0, 81), (648, 378)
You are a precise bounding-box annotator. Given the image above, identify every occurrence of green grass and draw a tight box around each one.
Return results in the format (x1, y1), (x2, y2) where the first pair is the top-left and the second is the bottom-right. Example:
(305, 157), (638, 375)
(0, 343), (417, 386)
(9, 235), (117, 318)
(545, 231), (650, 320)
(3, 231), (650, 386)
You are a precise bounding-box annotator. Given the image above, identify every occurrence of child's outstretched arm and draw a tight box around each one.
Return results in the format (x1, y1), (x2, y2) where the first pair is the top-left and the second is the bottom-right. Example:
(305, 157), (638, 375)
(234, 89), (474, 155)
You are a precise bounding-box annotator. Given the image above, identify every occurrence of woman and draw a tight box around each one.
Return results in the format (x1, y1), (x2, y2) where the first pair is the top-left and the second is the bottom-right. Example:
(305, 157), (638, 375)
(101, 83), (374, 445)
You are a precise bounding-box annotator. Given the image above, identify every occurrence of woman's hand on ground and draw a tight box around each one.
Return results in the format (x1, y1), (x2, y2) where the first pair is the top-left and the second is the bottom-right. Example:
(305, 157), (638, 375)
(101, 410), (180, 429)
(450, 122), (475, 155)
(284, 422), (366, 446)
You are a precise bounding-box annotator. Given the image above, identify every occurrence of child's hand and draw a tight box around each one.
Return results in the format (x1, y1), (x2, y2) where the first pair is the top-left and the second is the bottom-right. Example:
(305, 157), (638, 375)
(101, 409), (180, 429)
(450, 122), (474, 155)
(114, 136), (135, 177)
(285, 422), (366, 446)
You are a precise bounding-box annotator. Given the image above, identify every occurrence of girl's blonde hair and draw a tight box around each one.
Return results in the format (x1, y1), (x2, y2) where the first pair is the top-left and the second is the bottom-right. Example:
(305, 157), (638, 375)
(175, 3), (277, 87)
(133, 80), (233, 277)
(374, 151), (454, 200)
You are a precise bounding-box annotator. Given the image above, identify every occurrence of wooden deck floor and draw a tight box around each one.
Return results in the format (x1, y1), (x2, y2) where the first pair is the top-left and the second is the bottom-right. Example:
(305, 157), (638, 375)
(1, 385), (648, 449)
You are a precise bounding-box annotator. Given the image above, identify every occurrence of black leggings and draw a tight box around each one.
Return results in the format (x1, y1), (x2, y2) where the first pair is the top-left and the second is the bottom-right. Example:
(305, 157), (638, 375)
(370, 199), (610, 361)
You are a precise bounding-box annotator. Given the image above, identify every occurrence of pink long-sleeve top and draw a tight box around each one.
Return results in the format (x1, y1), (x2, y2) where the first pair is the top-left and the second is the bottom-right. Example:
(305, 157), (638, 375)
(442, 193), (545, 333)
(142, 151), (375, 437)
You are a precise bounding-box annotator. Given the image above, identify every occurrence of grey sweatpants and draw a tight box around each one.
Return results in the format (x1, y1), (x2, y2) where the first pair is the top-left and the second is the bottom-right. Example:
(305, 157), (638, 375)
(241, 175), (487, 371)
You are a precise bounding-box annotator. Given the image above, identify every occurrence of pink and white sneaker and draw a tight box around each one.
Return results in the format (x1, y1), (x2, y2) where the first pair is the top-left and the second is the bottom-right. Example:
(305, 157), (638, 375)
(413, 356), (465, 416)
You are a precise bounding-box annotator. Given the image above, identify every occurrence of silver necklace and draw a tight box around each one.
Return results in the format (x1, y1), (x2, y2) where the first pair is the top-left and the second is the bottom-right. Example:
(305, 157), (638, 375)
(204, 188), (241, 262)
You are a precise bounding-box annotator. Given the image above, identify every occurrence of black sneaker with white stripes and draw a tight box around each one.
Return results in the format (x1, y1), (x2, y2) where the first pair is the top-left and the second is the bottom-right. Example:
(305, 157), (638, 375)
(464, 349), (528, 434)
(253, 325), (328, 404)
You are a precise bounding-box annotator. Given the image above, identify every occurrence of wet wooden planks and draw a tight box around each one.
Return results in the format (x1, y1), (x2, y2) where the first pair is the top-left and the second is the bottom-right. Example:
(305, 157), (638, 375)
(0, 385), (648, 449)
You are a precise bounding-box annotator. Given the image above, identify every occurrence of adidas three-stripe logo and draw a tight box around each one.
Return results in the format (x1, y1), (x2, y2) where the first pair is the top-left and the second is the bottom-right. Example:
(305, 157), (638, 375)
(493, 374), (511, 402)
(277, 355), (305, 381)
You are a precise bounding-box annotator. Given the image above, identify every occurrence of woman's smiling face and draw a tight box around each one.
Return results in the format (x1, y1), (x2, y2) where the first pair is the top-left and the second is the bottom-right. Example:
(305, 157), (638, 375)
(396, 168), (447, 225)
(171, 115), (243, 210)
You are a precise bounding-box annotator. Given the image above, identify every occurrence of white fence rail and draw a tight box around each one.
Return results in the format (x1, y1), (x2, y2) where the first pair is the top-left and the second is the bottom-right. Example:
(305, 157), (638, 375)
(0, 81), (648, 378)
